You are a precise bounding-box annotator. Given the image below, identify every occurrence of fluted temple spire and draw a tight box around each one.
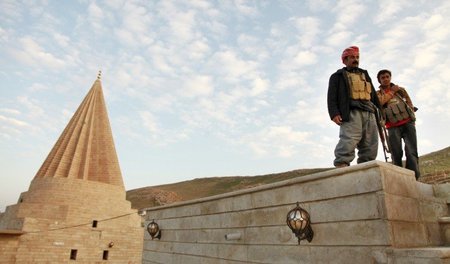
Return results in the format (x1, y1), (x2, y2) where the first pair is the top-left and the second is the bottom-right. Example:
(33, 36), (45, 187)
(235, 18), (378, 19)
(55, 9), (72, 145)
(34, 75), (124, 187)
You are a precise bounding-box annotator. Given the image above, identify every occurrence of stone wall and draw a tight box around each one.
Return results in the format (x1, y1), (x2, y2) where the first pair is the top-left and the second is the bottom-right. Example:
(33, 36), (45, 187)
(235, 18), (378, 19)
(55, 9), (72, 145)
(421, 170), (450, 184)
(142, 161), (449, 263)
(0, 177), (144, 263)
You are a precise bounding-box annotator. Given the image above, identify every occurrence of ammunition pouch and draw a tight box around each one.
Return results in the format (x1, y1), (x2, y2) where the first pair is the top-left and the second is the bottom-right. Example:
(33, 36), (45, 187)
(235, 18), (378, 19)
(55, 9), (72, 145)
(384, 97), (415, 123)
(347, 72), (372, 100)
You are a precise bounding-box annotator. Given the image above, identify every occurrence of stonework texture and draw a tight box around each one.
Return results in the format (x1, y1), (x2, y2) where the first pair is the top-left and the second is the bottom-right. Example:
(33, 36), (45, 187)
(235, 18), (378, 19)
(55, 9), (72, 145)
(142, 161), (450, 263)
(0, 177), (144, 263)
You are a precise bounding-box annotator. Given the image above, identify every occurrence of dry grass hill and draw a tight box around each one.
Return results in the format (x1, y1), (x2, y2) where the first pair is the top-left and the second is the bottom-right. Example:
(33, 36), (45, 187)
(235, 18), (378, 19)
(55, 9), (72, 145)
(126, 146), (450, 209)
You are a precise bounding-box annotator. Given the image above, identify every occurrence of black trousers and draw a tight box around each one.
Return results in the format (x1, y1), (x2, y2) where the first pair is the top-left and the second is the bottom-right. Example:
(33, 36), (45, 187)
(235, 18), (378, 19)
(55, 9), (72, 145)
(387, 121), (420, 179)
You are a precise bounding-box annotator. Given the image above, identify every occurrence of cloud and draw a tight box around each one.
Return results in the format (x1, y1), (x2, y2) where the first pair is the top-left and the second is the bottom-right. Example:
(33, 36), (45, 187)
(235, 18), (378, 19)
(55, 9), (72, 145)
(114, 1), (155, 47)
(244, 125), (311, 158)
(29, 83), (49, 92)
(0, 115), (29, 127)
(17, 96), (45, 118)
(293, 50), (318, 67)
(87, 2), (105, 31)
(209, 50), (259, 83)
(185, 38), (211, 60)
(332, 0), (366, 27)
(183, 75), (214, 97)
(374, 0), (411, 25)
(234, 0), (259, 17)
(274, 71), (307, 91)
(10, 37), (66, 69)
(237, 34), (269, 61)
(307, 0), (333, 11)
(0, 1), (22, 25)
(325, 30), (352, 47)
(412, 42), (440, 68)
(291, 16), (322, 48)
(0, 112), (31, 140)
(325, 0), (367, 46)
(0, 108), (21, 115)
(250, 77), (269, 96)
(140, 111), (159, 134)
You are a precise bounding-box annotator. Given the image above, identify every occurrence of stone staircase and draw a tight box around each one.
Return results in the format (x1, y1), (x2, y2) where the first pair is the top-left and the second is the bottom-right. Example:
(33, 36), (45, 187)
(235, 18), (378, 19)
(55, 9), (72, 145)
(389, 183), (450, 263)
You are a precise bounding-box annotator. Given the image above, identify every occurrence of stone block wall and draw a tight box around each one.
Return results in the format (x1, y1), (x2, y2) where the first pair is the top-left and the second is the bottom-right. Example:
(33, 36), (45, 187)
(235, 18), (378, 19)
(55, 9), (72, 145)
(142, 161), (448, 263)
(0, 177), (144, 263)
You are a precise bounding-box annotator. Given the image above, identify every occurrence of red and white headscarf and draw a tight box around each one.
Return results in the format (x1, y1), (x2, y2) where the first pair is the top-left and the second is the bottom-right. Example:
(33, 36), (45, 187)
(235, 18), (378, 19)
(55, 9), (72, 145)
(341, 46), (359, 63)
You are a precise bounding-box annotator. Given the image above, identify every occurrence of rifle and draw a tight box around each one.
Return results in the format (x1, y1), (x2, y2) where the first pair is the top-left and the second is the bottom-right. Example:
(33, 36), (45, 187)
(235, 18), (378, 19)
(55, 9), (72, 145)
(374, 107), (391, 162)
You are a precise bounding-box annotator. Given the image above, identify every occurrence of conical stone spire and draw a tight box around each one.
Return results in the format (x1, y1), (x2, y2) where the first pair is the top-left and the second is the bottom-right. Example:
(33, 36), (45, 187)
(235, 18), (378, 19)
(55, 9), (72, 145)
(34, 72), (124, 187)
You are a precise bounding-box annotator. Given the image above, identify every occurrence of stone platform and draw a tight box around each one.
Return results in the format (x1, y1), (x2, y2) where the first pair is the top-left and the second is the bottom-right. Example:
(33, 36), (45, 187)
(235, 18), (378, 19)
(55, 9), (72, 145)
(142, 161), (450, 263)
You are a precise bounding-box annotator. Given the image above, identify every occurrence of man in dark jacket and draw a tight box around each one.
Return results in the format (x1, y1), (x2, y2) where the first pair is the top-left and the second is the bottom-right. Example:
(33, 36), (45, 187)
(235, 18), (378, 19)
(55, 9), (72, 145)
(327, 46), (381, 167)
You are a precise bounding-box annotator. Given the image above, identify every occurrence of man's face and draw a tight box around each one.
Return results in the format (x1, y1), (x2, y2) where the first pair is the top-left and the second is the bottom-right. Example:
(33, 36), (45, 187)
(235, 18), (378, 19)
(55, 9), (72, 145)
(344, 54), (359, 68)
(379, 73), (391, 86)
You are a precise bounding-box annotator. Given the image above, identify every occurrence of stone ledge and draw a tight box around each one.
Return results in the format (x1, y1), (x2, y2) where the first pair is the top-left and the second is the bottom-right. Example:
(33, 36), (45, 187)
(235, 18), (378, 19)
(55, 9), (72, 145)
(438, 217), (450, 223)
(389, 247), (450, 258)
(0, 229), (24, 235)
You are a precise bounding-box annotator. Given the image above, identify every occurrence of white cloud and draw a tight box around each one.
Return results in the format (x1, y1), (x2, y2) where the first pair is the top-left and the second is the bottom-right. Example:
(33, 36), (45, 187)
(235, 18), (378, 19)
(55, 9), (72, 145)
(17, 96), (45, 118)
(0, 115), (29, 127)
(0, 108), (20, 115)
(325, 30), (352, 47)
(87, 2), (105, 30)
(29, 83), (48, 92)
(374, 0), (411, 25)
(209, 50), (259, 82)
(11, 37), (66, 69)
(307, 0), (333, 12)
(244, 125), (311, 158)
(140, 111), (159, 133)
(333, 0), (366, 26)
(293, 50), (317, 67)
(274, 70), (310, 92)
(234, 0), (259, 17)
(0, 1), (23, 25)
(114, 1), (154, 47)
(185, 39), (211, 60)
(412, 43), (440, 68)
(250, 77), (269, 96)
(0, 112), (32, 140)
(423, 14), (449, 41)
(237, 34), (269, 61)
(291, 16), (321, 48)
(183, 75), (214, 97)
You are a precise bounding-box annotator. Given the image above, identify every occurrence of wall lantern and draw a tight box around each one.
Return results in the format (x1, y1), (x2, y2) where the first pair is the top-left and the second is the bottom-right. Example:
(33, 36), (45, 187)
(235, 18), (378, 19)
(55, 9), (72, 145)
(286, 202), (314, 244)
(147, 219), (161, 240)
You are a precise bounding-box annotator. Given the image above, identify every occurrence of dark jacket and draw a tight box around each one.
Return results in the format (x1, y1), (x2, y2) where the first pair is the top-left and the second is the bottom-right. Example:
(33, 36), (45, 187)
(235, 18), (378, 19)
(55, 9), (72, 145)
(327, 67), (381, 122)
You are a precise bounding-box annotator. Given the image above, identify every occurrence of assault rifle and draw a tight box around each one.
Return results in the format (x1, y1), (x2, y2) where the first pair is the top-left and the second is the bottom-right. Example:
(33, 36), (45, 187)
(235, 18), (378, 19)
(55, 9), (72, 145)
(375, 107), (390, 162)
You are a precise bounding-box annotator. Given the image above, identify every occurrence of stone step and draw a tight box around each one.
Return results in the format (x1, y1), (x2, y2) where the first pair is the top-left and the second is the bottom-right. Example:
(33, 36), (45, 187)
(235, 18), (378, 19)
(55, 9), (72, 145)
(388, 247), (450, 263)
(439, 217), (450, 246)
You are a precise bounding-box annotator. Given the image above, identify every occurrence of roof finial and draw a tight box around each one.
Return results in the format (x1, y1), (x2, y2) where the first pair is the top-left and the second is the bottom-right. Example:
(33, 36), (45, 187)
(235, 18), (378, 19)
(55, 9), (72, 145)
(97, 70), (102, 80)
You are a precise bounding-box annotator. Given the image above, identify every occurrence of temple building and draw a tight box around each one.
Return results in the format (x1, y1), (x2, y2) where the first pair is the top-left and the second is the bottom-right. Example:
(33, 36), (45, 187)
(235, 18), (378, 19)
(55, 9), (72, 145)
(0, 73), (144, 263)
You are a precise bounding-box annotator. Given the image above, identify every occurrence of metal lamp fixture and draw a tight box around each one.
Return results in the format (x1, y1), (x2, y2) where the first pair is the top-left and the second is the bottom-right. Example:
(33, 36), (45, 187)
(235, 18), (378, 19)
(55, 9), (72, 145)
(286, 202), (314, 244)
(147, 219), (161, 240)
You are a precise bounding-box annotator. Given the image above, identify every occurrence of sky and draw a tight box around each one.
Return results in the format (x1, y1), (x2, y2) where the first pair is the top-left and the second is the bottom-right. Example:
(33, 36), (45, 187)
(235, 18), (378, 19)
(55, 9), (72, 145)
(1, 0), (450, 211)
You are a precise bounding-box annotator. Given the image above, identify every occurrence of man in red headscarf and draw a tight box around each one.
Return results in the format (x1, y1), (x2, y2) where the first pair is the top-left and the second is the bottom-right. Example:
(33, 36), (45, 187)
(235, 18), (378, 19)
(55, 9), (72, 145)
(327, 46), (381, 167)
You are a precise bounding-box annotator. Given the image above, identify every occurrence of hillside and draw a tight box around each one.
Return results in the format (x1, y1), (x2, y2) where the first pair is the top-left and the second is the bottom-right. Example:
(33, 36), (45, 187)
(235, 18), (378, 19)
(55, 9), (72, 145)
(419, 146), (450, 183)
(126, 146), (450, 209)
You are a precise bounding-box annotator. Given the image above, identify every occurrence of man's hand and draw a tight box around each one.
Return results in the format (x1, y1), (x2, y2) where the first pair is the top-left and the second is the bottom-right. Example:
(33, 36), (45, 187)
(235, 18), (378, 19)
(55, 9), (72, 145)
(332, 115), (343, 125)
(391, 85), (400, 93)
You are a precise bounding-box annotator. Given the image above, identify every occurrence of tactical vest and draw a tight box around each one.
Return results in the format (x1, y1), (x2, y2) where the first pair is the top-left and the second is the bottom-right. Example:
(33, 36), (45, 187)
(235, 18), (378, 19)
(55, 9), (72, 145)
(384, 95), (415, 123)
(346, 72), (372, 100)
